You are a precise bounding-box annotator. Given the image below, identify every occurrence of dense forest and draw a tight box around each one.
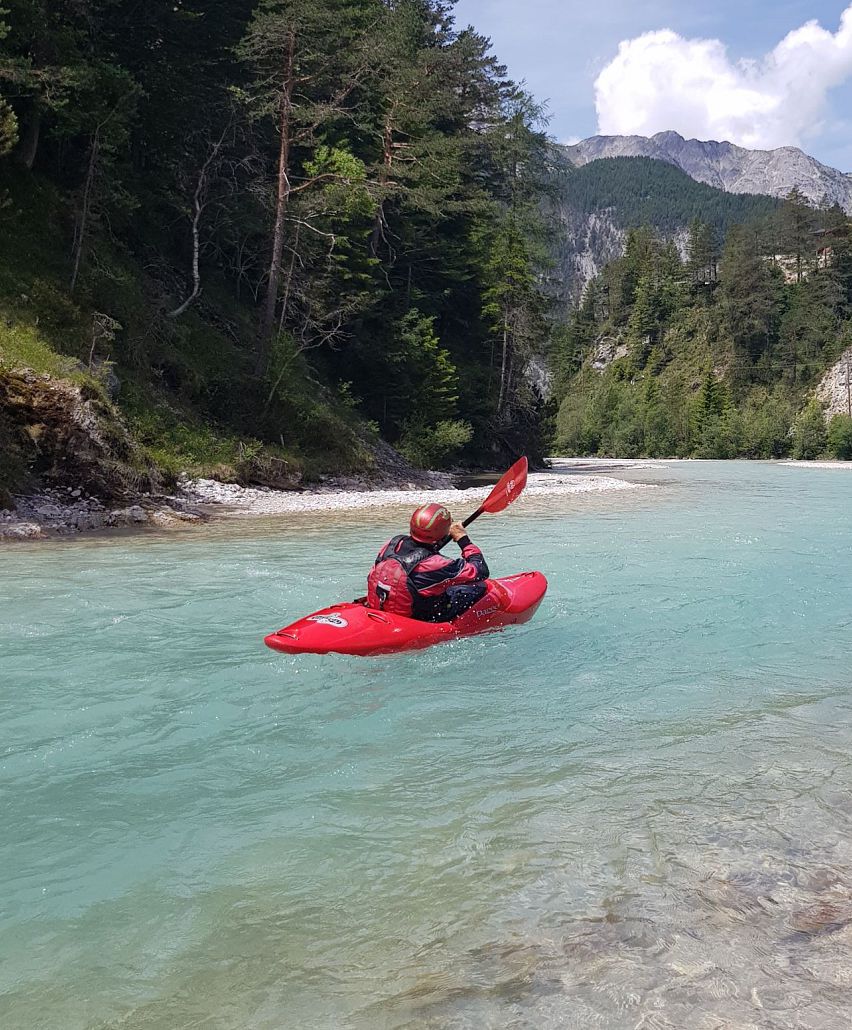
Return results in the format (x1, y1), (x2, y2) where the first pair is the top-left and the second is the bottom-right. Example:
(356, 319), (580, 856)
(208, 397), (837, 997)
(560, 157), (780, 237)
(0, 0), (555, 502)
(554, 191), (852, 460)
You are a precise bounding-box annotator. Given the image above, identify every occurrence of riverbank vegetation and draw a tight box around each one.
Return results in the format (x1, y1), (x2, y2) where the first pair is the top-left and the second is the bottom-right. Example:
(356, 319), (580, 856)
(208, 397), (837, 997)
(4, 1), (852, 507)
(554, 192), (852, 460)
(0, 0), (554, 502)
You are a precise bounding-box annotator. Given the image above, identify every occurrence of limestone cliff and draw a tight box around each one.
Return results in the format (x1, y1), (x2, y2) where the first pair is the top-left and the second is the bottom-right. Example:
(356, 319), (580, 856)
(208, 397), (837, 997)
(816, 348), (852, 418)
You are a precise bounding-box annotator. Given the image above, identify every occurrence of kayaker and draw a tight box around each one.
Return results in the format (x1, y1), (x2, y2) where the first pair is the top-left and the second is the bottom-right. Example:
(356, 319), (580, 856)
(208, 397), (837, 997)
(366, 503), (489, 622)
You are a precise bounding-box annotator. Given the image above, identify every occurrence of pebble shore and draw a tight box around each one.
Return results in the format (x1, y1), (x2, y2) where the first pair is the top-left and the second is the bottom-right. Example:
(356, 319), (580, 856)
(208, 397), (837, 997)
(783, 460), (852, 469)
(184, 471), (642, 517)
(0, 468), (644, 540)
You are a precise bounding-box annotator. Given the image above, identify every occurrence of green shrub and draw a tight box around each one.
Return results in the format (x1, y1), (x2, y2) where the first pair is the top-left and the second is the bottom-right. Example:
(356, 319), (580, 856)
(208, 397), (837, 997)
(693, 409), (742, 459)
(26, 279), (88, 354)
(399, 418), (473, 469)
(0, 98), (18, 157)
(827, 414), (852, 459)
(740, 388), (794, 458)
(791, 400), (827, 460)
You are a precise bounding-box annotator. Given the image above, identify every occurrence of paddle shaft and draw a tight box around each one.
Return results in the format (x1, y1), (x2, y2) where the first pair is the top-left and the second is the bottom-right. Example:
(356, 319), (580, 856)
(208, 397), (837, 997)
(461, 507), (484, 530)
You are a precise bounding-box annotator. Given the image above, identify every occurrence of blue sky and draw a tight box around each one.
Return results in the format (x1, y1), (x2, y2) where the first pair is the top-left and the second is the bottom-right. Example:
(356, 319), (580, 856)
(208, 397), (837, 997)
(453, 0), (852, 170)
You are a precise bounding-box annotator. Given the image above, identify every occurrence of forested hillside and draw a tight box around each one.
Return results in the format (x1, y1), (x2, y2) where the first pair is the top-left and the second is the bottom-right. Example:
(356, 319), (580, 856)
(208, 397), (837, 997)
(550, 156), (780, 303)
(563, 158), (778, 236)
(0, 0), (553, 504)
(554, 192), (852, 460)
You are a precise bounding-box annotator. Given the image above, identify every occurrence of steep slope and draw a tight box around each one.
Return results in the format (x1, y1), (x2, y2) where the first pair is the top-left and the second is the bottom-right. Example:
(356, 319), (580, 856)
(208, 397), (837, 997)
(0, 172), (412, 511)
(563, 131), (852, 211)
(551, 156), (778, 301)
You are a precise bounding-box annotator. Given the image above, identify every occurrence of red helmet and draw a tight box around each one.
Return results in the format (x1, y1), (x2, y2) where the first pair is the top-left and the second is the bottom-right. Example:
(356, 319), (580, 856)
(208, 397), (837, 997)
(410, 503), (452, 544)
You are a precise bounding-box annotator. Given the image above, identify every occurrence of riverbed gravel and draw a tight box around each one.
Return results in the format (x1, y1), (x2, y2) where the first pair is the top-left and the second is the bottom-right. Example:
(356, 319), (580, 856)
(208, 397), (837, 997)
(183, 471), (643, 517)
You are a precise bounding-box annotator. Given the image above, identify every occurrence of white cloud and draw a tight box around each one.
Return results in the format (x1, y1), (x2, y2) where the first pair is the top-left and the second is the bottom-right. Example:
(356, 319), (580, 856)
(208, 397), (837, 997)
(594, 7), (852, 149)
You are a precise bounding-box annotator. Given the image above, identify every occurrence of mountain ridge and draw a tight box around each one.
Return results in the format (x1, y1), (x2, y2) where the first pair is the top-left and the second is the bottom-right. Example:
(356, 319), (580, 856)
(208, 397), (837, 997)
(562, 131), (852, 212)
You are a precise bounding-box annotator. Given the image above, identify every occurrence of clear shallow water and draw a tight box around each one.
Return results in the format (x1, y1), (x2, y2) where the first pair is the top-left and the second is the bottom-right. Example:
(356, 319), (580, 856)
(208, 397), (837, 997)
(2, 462), (852, 1029)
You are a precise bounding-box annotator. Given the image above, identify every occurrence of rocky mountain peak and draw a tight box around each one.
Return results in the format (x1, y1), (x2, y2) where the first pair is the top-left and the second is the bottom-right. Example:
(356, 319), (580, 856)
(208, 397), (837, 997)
(563, 132), (852, 212)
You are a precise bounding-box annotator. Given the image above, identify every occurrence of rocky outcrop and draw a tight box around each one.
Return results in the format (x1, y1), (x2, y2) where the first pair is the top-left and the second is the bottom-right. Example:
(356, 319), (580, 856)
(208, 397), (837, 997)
(0, 368), (196, 539)
(0, 486), (204, 539)
(0, 365), (462, 539)
(0, 370), (453, 538)
(551, 207), (626, 305)
(590, 336), (629, 371)
(563, 131), (852, 212)
(816, 347), (852, 417)
(0, 368), (163, 505)
(357, 433), (455, 489)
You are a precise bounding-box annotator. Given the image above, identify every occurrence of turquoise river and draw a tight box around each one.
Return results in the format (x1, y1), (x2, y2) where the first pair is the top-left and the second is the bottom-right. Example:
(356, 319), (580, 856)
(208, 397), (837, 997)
(2, 461), (852, 1029)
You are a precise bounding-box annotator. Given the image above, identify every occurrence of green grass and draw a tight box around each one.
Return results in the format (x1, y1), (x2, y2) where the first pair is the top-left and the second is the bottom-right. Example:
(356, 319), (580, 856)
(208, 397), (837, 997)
(122, 385), (302, 481)
(0, 318), (80, 377)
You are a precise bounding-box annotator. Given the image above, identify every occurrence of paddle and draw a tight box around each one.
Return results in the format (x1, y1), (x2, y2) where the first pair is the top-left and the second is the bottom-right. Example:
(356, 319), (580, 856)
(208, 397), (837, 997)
(438, 455), (529, 547)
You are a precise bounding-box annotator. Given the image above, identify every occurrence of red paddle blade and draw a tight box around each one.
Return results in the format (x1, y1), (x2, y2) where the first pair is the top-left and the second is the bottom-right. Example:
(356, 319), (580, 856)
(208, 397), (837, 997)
(480, 456), (528, 515)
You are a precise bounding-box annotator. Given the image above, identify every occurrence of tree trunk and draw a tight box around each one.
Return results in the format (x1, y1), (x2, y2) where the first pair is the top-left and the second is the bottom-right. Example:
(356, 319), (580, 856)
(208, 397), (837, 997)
(18, 104), (42, 170)
(370, 118), (393, 258)
(277, 221), (301, 334)
(168, 127), (229, 319)
(70, 135), (99, 294)
(167, 205), (202, 318)
(257, 32), (296, 374)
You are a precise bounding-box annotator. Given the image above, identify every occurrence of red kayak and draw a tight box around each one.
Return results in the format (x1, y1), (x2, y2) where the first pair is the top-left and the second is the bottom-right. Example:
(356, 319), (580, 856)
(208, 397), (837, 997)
(265, 571), (548, 657)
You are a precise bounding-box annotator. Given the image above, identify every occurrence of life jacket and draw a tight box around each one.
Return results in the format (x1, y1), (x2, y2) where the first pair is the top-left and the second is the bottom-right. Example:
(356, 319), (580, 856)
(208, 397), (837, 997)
(366, 535), (434, 616)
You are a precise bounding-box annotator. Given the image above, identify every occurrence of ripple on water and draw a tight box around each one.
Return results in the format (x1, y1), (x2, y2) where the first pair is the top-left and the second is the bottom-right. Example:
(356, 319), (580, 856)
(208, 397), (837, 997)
(2, 462), (852, 1028)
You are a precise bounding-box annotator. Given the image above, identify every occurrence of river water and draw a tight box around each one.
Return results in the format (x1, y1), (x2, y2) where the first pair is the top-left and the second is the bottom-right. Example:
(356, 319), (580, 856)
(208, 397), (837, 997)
(2, 461), (852, 1029)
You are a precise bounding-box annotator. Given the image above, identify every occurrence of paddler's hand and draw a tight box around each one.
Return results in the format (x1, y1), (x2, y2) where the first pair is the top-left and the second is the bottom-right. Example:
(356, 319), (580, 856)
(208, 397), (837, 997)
(449, 522), (468, 543)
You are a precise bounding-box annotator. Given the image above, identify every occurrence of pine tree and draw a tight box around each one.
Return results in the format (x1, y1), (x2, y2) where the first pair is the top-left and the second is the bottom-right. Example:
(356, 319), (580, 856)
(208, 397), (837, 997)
(781, 188), (816, 283)
(0, 95), (16, 155)
(237, 0), (374, 364)
(686, 218), (717, 281)
(719, 224), (782, 375)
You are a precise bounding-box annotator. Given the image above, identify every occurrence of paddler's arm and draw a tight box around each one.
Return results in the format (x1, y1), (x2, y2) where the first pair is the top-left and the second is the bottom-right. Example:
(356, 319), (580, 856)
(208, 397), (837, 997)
(448, 522), (489, 579)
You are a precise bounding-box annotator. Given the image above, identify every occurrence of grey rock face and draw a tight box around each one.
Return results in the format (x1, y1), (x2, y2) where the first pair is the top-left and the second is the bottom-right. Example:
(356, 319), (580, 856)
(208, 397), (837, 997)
(590, 337), (629, 371)
(563, 131), (852, 212)
(816, 347), (852, 417)
(551, 205), (626, 304)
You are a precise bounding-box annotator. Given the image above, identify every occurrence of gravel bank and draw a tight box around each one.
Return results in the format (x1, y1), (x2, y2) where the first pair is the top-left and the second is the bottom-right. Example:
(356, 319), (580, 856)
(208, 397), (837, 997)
(184, 471), (644, 517)
(1, 468), (647, 541)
